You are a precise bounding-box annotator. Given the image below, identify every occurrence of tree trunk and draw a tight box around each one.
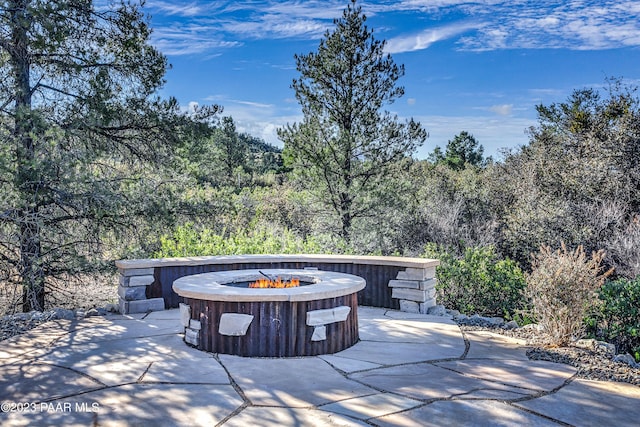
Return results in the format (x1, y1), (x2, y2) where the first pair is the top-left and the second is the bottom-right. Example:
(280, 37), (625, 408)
(339, 192), (352, 242)
(10, 0), (45, 312)
(20, 220), (45, 312)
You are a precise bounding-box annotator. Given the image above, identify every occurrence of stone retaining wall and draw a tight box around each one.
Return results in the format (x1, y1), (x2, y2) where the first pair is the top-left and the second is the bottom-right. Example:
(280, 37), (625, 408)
(117, 267), (165, 314)
(115, 254), (439, 315)
(390, 267), (438, 314)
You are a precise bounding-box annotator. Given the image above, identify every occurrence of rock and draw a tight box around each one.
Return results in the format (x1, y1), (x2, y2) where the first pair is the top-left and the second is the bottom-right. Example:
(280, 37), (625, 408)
(29, 311), (46, 321)
(85, 308), (100, 317)
(180, 303), (192, 327)
(399, 299), (420, 313)
(454, 314), (468, 322)
(595, 341), (616, 358)
(104, 303), (119, 313)
(503, 320), (519, 330)
(613, 353), (638, 368)
(487, 317), (505, 326)
(218, 313), (254, 336)
(575, 339), (597, 350)
(521, 323), (543, 332)
(573, 340), (616, 357)
(189, 319), (202, 330)
(51, 308), (75, 320)
(467, 314), (488, 326)
(306, 306), (351, 326)
(311, 325), (327, 341)
(185, 328), (199, 346)
(426, 304), (447, 316)
(447, 309), (461, 317)
(13, 313), (30, 321)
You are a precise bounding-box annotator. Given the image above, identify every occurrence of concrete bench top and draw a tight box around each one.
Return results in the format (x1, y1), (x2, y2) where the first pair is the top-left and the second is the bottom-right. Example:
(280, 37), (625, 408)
(172, 269), (366, 302)
(116, 254), (439, 270)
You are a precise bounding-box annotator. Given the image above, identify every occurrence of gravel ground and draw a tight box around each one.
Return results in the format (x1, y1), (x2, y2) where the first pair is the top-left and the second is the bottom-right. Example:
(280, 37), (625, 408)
(460, 324), (640, 386)
(1, 279), (638, 388)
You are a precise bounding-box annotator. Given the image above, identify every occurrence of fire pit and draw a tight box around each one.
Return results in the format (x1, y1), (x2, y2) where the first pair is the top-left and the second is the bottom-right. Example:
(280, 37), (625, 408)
(173, 269), (365, 357)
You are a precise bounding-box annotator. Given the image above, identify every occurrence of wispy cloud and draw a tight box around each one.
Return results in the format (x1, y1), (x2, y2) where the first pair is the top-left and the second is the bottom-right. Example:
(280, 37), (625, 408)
(220, 17), (327, 40)
(147, 1), (640, 55)
(152, 25), (242, 55)
(147, 1), (342, 55)
(146, 1), (207, 17)
(231, 99), (274, 109)
(385, 22), (479, 53)
(455, 0), (640, 51)
(385, 0), (640, 52)
(263, 1), (347, 20)
(204, 95), (274, 110)
(488, 104), (513, 116)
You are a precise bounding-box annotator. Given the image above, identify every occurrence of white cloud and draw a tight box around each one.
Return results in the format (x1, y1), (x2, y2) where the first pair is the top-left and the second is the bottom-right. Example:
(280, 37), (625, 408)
(147, 1), (640, 56)
(456, 0), (640, 51)
(488, 104), (513, 116)
(151, 25), (242, 56)
(263, 1), (346, 20)
(147, 1), (205, 17)
(380, 0), (640, 51)
(222, 17), (327, 39)
(386, 22), (479, 53)
(187, 101), (199, 112)
(231, 100), (274, 109)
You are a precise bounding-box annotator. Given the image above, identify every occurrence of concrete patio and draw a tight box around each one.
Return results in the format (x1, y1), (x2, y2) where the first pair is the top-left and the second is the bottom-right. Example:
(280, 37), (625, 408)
(1, 307), (639, 426)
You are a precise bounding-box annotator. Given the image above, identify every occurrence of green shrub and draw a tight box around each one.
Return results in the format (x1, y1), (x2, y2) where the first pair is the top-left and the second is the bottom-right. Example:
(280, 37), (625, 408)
(526, 243), (613, 346)
(154, 224), (324, 257)
(424, 243), (527, 318)
(595, 277), (640, 361)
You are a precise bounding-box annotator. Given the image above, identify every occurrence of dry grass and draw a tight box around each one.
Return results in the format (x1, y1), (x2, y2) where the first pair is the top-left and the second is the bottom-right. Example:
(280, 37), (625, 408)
(526, 243), (613, 346)
(0, 273), (118, 317)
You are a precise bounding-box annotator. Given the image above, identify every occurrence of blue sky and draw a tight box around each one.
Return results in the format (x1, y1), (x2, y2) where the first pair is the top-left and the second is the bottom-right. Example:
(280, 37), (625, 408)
(145, 0), (640, 159)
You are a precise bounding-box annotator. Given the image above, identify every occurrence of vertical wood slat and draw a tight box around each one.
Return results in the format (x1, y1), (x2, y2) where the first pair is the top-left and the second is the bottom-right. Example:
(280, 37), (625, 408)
(185, 293), (359, 357)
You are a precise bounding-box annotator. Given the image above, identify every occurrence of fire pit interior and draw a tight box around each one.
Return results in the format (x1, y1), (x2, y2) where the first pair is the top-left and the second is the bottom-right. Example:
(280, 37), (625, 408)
(173, 269), (366, 357)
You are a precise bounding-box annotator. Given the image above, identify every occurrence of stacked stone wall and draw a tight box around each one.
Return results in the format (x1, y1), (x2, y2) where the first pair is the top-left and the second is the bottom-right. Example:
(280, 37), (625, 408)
(390, 267), (438, 314)
(117, 268), (164, 314)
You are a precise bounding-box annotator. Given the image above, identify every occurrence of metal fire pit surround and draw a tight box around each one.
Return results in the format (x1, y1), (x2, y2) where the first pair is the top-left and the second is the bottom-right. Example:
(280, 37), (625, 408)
(173, 269), (366, 357)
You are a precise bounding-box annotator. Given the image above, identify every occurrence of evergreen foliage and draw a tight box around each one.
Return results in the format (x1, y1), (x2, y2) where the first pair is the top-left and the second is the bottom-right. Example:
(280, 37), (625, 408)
(424, 243), (527, 318)
(429, 131), (487, 169)
(593, 277), (640, 361)
(278, 0), (427, 241)
(155, 224), (323, 258)
(0, 0), (218, 311)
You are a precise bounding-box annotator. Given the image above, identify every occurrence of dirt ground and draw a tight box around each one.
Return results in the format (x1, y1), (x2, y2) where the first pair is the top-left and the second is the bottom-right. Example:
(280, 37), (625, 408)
(0, 273), (118, 317)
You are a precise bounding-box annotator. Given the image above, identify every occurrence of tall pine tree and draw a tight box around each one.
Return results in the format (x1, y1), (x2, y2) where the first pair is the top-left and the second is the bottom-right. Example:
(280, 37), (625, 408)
(278, 0), (427, 242)
(0, 0), (217, 311)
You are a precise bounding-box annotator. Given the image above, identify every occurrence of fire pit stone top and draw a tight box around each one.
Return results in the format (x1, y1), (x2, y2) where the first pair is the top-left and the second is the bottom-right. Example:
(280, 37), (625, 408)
(172, 268), (365, 302)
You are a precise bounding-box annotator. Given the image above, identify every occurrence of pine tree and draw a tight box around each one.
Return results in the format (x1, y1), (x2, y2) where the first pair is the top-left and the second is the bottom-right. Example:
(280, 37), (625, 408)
(0, 0), (217, 311)
(278, 0), (427, 241)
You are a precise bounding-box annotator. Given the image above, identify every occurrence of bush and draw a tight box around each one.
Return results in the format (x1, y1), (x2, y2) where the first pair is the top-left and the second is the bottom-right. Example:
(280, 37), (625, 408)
(594, 277), (640, 361)
(424, 244), (527, 318)
(526, 243), (613, 346)
(154, 224), (324, 257)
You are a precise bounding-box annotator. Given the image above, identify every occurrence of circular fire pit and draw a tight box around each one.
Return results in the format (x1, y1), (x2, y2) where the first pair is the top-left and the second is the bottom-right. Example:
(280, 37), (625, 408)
(173, 269), (365, 357)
